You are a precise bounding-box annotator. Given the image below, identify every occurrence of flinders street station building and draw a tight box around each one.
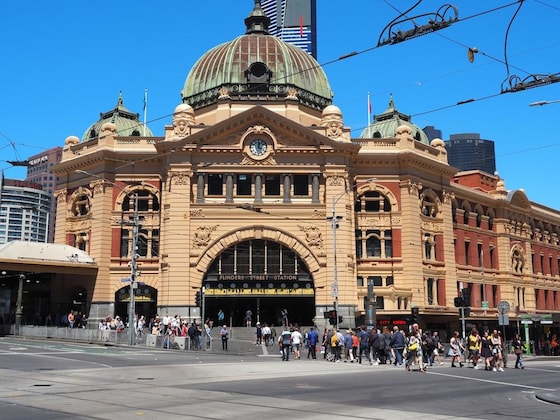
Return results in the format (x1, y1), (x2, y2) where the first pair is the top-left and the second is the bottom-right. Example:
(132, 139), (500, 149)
(12, 1), (557, 339)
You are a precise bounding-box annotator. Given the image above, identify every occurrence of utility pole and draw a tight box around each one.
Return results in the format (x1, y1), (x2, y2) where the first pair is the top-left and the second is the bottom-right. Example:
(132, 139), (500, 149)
(128, 193), (140, 346)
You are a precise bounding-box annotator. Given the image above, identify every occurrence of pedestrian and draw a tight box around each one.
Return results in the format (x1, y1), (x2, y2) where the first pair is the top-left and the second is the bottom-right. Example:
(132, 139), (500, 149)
(491, 329), (504, 371)
(448, 331), (464, 367)
(390, 326), (405, 366)
(307, 326), (319, 359)
(430, 331), (444, 365)
(245, 309), (252, 327)
(480, 330), (494, 370)
(352, 330), (359, 360)
(467, 327), (481, 369)
(281, 308), (289, 327)
(291, 327), (303, 359)
(344, 329), (354, 363)
(382, 326), (393, 364)
(280, 325), (292, 361)
(217, 309), (225, 324)
(330, 329), (342, 362)
(68, 311), (75, 328)
(368, 328), (382, 365)
(358, 325), (372, 365)
(220, 324), (229, 351)
(512, 333), (525, 369)
(255, 322), (262, 345)
(405, 331), (423, 372)
(262, 323), (271, 346)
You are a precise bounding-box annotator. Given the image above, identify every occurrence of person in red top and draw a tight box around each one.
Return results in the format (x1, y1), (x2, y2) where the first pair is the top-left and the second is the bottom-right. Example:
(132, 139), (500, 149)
(551, 334), (559, 356)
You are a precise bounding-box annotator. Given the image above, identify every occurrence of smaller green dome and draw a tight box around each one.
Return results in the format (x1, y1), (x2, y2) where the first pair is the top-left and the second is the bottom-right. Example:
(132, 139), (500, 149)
(82, 92), (153, 142)
(360, 96), (429, 144)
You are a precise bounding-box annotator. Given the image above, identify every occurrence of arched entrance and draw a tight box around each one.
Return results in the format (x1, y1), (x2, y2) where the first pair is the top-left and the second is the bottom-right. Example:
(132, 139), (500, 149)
(203, 239), (315, 327)
(115, 285), (158, 324)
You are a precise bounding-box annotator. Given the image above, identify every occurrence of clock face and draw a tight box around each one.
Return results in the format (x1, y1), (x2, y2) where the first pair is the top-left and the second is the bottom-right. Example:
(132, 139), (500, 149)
(249, 139), (268, 156)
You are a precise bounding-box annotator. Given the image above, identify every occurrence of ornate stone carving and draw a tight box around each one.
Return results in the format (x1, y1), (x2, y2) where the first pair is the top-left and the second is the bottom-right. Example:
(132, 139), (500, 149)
(193, 225), (218, 248)
(312, 209), (327, 219)
(286, 87), (298, 100)
(327, 175), (344, 187)
(442, 190), (455, 204)
(298, 225), (323, 248)
(218, 86), (231, 100)
(406, 180), (422, 196)
(170, 172), (190, 185)
(241, 155), (276, 165)
(55, 189), (67, 204)
(190, 208), (203, 218)
(172, 104), (196, 137)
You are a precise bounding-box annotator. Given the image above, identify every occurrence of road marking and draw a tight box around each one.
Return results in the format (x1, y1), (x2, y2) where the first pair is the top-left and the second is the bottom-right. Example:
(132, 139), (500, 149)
(523, 367), (560, 374)
(427, 370), (555, 391)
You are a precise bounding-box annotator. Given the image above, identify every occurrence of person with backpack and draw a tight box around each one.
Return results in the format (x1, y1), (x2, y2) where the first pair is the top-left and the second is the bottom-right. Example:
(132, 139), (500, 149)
(368, 328), (383, 365)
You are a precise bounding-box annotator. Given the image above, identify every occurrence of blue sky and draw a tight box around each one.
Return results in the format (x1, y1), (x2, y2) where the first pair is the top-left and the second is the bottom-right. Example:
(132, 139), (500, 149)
(1, 1), (560, 209)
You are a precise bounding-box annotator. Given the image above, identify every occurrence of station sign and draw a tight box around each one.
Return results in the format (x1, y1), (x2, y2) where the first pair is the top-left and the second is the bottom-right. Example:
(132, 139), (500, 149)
(205, 288), (314, 297)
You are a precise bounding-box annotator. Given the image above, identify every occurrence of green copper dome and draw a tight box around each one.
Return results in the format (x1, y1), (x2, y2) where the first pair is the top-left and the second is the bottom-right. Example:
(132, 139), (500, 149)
(181, 1), (332, 111)
(360, 96), (429, 145)
(82, 92), (153, 142)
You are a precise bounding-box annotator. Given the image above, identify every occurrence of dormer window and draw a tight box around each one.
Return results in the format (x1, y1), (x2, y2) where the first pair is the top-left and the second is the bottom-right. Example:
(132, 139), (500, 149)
(245, 62), (272, 84)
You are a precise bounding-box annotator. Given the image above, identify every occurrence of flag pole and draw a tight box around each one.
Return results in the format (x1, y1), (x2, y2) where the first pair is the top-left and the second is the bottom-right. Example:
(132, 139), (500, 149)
(367, 92), (372, 127)
(143, 89), (148, 136)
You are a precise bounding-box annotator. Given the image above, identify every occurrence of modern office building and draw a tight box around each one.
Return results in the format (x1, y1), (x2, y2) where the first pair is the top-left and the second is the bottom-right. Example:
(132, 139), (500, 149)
(423, 125), (443, 142)
(25, 146), (63, 242)
(0, 177), (51, 244)
(445, 133), (497, 175)
(3, 1), (558, 342)
(262, 0), (317, 58)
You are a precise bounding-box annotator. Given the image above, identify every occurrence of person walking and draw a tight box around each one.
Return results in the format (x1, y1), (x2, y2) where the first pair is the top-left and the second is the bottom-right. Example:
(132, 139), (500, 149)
(291, 327), (303, 359)
(480, 330), (494, 370)
(512, 333), (525, 369)
(280, 326), (292, 361)
(220, 324), (229, 351)
(344, 329), (355, 363)
(467, 328), (481, 369)
(358, 325), (372, 365)
(490, 329), (504, 372)
(390, 326), (405, 366)
(448, 331), (464, 367)
(245, 309), (252, 327)
(307, 326), (319, 359)
(431, 331), (444, 366)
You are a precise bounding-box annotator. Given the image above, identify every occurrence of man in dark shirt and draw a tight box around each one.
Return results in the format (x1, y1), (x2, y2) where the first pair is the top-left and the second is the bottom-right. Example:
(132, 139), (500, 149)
(390, 326), (405, 366)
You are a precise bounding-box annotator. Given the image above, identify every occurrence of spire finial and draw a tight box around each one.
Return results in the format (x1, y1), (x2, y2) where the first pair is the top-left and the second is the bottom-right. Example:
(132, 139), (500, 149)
(245, 0), (270, 34)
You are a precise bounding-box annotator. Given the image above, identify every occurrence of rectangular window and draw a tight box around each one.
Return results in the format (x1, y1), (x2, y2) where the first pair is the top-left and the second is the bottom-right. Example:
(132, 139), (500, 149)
(375, 296), (384, 309)
(208, 174), (223, 195)
(549, 255), (553, 276)
(427, 278), (434, 305)
(293, 174), (309, 196)
(490, 247), (495, 269)
(264, 175), (281, 196)
(237, 174), (252, 196)
(355, 230), (363, 259)
(465, 241), (470, 265)
(384, 230), (392, 257)
(386, 276), (394, 286)
(282, 249), (296, 275)
(368, 276), (383, 287)
(478, 243), (483, 267)
(357, 276), (364, 287)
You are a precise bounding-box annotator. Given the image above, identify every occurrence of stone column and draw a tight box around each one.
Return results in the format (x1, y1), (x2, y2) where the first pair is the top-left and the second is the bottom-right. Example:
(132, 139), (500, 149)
(196, 173), (205, 204)
(225, 173), (234, 204)
(311, 173), (320, 204)
(254, 173), (263, 204)
(283, 174), (291, 204)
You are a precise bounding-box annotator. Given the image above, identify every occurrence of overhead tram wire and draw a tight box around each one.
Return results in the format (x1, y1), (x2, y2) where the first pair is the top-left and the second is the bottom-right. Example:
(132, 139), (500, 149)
(1, 2), (528, 174)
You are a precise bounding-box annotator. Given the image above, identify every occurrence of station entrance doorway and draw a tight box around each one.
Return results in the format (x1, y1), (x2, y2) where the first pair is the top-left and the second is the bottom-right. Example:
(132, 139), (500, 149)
(203, 239), (316, 327)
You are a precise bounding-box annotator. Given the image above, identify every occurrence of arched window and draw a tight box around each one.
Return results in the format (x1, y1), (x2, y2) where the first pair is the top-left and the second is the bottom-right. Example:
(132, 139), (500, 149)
(120, 188), (160, 259)
(72, 193), (91, 217)
(355, 229), (392, 258)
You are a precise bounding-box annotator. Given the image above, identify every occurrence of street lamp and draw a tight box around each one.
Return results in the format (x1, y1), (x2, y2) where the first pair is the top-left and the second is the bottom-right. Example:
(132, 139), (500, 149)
(75, 170), (140, 346)
(328, 178), (375, 331)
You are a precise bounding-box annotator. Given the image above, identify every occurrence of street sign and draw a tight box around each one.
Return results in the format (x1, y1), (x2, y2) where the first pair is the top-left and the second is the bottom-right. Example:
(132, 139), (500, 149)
(498, 314), (509, 325)
(121, 278), (131, 282)
(481, 301), (489, 309)
(331, 283), (338, 298)
(497, 301), (510, 314)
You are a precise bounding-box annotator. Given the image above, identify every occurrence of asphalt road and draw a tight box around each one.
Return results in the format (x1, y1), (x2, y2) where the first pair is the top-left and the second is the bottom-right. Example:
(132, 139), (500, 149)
(0, 337), (559, 419)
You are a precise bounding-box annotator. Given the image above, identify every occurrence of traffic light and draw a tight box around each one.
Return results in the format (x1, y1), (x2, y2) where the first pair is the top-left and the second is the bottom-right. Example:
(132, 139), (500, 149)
(328, 310), (337, 325)
(454, 297), (465, 307)
(195, 290), (201, 307)
(410, 306), (419, 323)
(461, 288), (471, 307)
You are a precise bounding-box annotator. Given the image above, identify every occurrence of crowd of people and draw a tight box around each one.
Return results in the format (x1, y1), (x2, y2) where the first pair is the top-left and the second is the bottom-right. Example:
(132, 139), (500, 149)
(268, 322), (530, 374)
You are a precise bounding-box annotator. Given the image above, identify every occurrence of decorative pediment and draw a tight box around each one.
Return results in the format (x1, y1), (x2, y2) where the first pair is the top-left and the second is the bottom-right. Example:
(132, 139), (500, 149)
(155, 106), (361, 155)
